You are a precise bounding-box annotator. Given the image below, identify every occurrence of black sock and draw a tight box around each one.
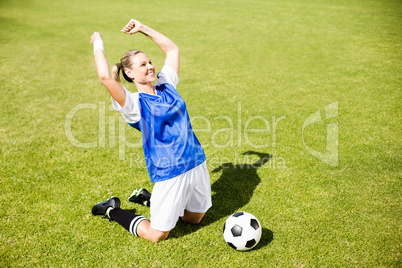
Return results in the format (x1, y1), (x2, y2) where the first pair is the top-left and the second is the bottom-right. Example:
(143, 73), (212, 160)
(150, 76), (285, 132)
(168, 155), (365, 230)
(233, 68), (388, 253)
(109, 208), (148, 236)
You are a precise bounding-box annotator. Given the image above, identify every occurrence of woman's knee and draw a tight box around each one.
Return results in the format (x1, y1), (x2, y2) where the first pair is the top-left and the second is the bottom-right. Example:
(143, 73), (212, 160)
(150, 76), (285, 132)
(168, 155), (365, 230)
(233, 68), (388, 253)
(137, 220), (169, 242)
(148, 231), (169, 242)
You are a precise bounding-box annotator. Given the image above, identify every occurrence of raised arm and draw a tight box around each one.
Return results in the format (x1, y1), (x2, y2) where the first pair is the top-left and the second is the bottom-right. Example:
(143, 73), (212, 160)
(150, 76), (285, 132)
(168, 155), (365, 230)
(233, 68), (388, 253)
(121, 19), (180, 75)
(91, 32), (126, 107)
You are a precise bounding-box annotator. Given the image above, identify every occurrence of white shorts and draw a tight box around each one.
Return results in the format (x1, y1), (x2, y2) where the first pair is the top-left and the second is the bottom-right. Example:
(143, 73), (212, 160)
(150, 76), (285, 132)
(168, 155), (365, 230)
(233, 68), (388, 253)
(150, 161), (212, 232)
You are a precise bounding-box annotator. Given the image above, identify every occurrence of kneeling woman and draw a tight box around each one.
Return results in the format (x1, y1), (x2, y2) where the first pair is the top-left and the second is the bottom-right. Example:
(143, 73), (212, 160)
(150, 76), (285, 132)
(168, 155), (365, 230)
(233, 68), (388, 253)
(90, 19), (212, 242)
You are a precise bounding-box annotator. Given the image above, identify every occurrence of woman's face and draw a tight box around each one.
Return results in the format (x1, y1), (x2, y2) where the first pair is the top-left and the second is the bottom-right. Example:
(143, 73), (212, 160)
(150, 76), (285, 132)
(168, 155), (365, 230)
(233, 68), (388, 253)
(126, 52), (156, 83)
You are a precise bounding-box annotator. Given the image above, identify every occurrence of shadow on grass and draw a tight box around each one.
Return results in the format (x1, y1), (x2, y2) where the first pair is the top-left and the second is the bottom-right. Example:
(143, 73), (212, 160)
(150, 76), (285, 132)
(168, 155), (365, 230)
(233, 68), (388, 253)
(253, 228), (274, 250)
(170, 151), (274, 247)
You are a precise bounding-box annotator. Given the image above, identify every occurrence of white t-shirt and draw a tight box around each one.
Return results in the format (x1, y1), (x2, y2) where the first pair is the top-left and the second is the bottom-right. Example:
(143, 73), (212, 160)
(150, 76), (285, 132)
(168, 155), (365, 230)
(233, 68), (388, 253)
(111, 65), (179, 124)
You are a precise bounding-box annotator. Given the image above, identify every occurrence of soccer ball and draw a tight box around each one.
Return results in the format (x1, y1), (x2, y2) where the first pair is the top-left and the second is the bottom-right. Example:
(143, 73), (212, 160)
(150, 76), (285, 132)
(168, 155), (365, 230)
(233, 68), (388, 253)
(223, 212), (262, 251)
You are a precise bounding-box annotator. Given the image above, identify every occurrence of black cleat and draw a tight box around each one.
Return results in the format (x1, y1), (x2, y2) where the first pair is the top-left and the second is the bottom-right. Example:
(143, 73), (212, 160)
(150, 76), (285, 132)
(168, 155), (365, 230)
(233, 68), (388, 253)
(91, 197), (121, 216)
(128, 188), (151, 207)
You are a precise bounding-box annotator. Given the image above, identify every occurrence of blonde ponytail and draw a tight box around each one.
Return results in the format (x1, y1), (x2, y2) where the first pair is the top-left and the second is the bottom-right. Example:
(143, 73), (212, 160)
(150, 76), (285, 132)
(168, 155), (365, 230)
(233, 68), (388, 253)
(113, 50), (144, 83)
(112, 63), (122, 82)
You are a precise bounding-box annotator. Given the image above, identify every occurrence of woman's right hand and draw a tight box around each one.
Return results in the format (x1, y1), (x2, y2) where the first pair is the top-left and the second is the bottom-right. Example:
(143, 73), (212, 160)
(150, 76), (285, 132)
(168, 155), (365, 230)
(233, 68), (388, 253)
(90, 32), (103, 44)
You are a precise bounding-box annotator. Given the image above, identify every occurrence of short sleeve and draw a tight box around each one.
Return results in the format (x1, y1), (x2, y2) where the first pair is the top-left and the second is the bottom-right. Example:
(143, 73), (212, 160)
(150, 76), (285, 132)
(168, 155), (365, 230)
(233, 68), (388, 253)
(111, 87), (141, 124)
(156, 65), (179, 88)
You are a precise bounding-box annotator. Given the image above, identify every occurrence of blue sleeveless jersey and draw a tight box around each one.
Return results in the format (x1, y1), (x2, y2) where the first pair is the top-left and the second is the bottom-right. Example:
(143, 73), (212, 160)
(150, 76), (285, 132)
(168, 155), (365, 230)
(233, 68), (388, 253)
(128, 82), (206, 183)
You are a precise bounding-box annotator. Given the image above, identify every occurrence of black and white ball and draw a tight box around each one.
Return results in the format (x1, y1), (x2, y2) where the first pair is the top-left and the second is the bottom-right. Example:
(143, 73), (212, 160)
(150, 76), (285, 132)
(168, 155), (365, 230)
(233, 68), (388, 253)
(223, 212), (262, 251)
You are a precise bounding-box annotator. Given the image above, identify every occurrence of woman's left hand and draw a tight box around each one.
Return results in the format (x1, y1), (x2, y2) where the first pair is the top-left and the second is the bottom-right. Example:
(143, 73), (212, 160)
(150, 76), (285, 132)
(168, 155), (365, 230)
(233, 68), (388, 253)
(121, 19), (144, 35)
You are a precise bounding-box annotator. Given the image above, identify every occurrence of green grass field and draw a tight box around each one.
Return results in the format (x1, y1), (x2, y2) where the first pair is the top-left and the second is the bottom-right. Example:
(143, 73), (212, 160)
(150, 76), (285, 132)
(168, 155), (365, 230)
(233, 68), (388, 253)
(1, 0), (401, 266)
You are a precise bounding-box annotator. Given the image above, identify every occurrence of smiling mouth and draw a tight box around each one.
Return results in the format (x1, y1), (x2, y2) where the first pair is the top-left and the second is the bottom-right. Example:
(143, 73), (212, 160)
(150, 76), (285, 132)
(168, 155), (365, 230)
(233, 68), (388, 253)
(147, 71), (155, 76)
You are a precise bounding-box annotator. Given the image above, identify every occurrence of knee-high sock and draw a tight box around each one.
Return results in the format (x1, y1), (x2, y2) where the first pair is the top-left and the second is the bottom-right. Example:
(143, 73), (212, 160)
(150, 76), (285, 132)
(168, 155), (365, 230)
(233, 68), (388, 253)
(109, 208), (147, 237)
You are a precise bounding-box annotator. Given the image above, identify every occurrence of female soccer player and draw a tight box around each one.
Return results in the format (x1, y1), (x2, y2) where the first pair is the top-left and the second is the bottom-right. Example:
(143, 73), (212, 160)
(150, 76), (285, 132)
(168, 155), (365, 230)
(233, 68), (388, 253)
(90, 19), (212, 242)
